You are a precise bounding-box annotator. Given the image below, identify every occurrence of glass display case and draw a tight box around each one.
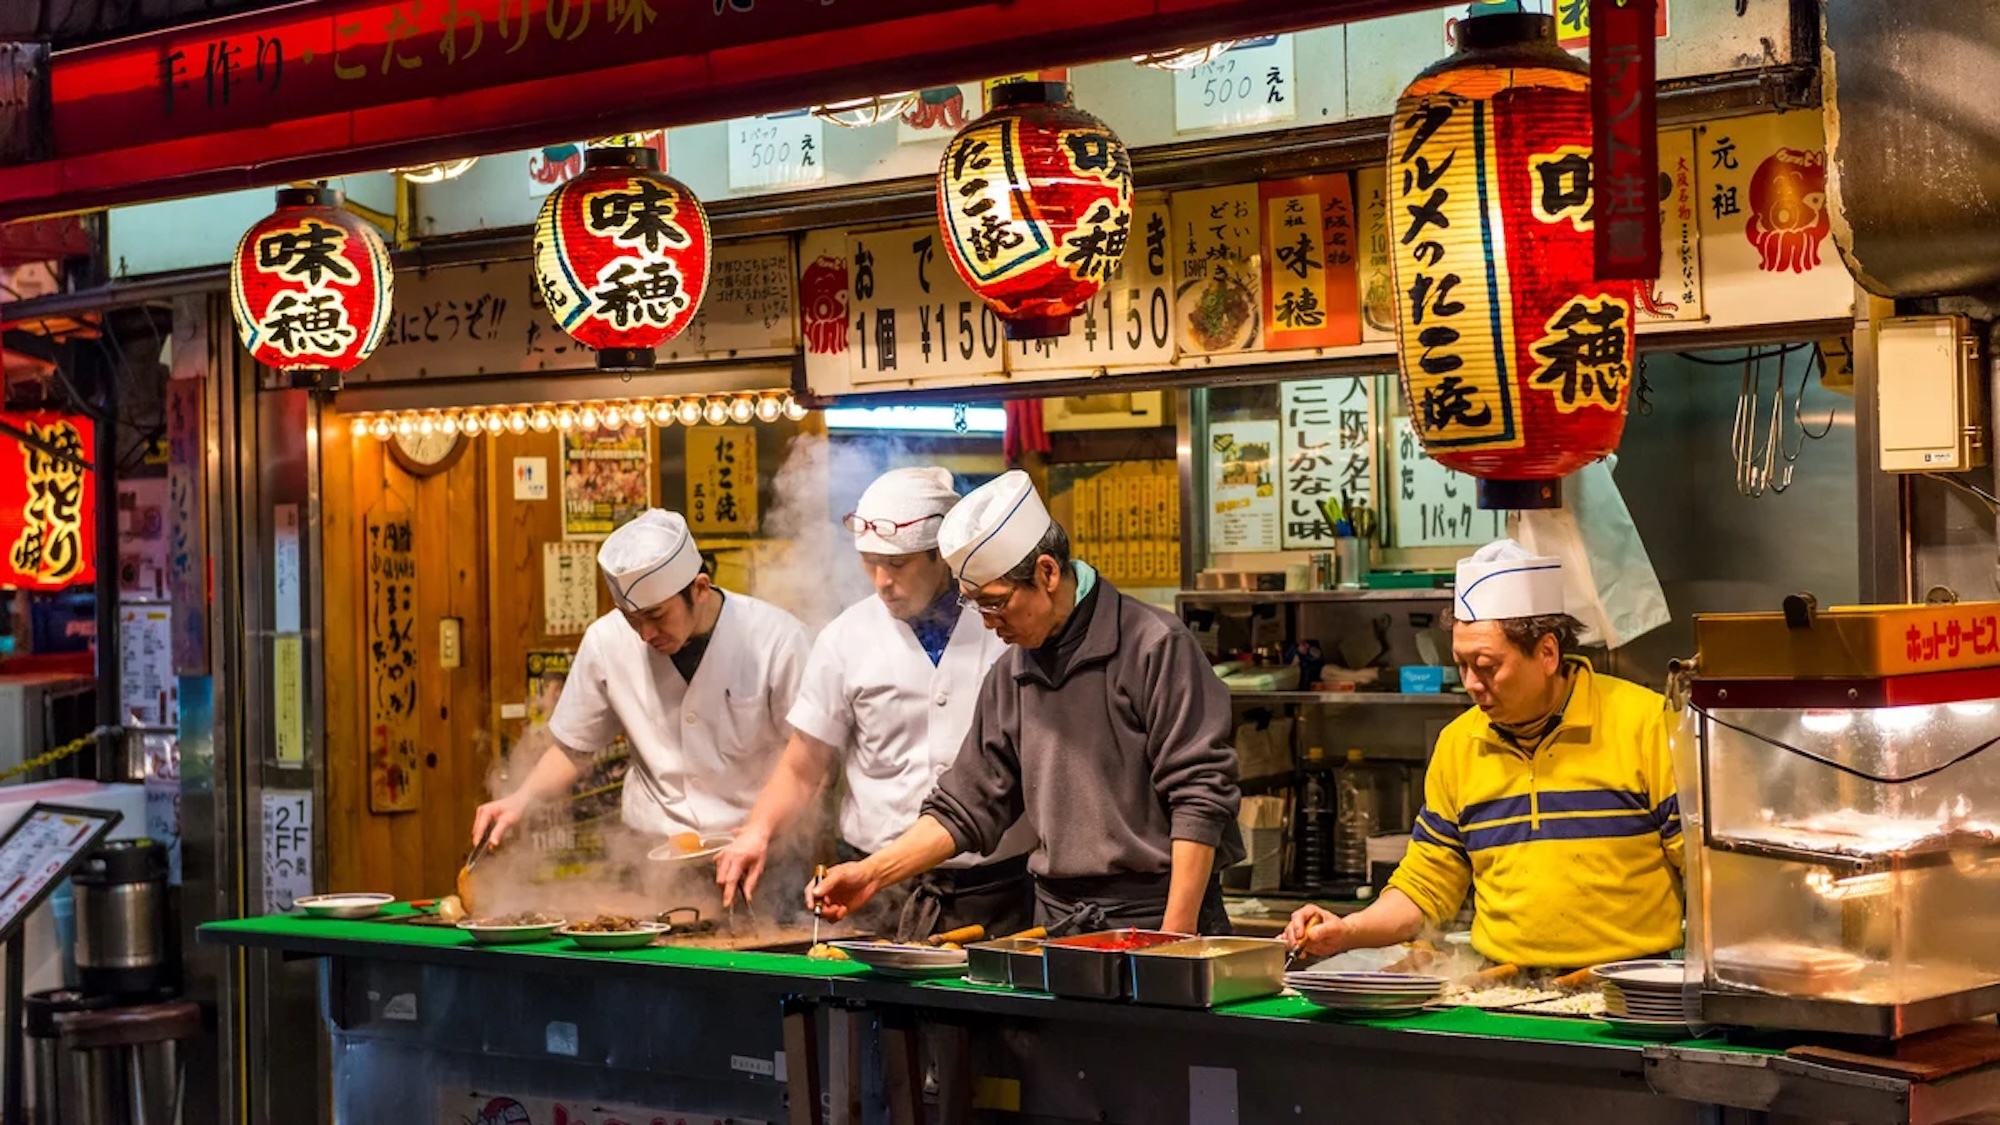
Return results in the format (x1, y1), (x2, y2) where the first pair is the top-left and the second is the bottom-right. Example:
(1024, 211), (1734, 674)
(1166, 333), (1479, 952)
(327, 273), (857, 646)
(1677, 600), (2000, 1037)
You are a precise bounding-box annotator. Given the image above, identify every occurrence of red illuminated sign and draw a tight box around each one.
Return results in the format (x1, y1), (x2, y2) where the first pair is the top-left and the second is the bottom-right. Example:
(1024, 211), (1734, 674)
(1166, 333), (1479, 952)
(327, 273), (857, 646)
(0, 413), (96, 592)
(1590, 0), (1660, 280)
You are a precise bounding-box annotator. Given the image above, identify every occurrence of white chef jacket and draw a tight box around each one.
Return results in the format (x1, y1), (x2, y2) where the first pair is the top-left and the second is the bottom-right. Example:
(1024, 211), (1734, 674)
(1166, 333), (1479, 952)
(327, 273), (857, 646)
(788, 594), (1034, 868)
(549, 591), (809, 839)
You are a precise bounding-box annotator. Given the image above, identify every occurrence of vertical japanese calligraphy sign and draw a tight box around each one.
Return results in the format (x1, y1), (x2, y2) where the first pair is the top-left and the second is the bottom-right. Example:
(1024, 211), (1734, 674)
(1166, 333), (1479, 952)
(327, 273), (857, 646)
(1259, 175), (1362, 351)
(364, 492), (420, 814)
(1591, 0), (1661, 280)
(685, 426), (759, 536)
(166, 378), (208, 675)
(1279, 378), (1375, 550)
(1171, 184), (1263, 356)
(0, 413), (97, 592)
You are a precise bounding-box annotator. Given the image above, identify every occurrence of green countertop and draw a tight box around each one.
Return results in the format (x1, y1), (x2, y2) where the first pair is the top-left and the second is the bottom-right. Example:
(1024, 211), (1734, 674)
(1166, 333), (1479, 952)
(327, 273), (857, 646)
(201, 908), (1766, 1057)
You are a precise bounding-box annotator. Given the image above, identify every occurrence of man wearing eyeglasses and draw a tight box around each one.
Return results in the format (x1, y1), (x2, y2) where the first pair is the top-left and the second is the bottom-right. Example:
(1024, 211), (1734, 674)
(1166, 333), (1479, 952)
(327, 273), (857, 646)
(716, 468), (1035, 938)
(810, 471), (1243, 936)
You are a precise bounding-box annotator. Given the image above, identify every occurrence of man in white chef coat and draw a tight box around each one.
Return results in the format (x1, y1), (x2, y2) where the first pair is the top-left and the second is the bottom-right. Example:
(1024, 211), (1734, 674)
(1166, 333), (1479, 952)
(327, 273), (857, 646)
(716, 467), (1034, 938)
(472, 509), (811, 852)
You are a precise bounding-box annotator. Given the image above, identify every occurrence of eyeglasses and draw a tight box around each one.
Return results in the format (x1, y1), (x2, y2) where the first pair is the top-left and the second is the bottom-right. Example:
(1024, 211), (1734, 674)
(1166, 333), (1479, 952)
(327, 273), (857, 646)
(842, 512), (944, 537)
(958, 583), (1021, 617)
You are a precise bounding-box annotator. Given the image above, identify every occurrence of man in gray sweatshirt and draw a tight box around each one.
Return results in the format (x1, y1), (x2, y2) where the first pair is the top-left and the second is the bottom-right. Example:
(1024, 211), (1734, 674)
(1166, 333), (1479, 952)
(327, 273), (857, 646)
(809, 471), (1243, 935)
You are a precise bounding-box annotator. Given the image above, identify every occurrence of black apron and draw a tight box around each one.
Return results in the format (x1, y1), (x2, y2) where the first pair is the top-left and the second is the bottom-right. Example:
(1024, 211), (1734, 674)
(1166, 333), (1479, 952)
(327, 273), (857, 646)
(1033, 871), (1233, 936)
(834, 843), (1036, 943)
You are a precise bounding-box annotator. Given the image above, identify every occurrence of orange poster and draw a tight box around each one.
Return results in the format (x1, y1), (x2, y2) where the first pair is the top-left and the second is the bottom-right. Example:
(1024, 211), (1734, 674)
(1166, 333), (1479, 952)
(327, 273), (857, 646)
(1259, 174), (1362, 351)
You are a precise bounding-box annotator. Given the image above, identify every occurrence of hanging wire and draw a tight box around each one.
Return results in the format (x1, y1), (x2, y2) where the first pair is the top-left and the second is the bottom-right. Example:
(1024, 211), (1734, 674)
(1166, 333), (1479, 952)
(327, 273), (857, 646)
(1693, 705), (2000, 786)
(1674, 341), (1814, 366)
(1926, 472), (2000, 513)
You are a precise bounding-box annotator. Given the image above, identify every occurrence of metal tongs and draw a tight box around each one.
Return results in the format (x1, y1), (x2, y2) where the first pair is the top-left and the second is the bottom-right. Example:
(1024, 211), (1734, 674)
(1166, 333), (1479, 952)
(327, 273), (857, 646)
(809, 864), (827, 947)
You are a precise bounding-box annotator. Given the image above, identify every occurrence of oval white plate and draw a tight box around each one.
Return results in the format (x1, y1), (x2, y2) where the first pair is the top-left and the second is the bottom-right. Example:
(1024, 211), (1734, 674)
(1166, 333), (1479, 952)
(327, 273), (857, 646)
(295, 893), (395, 920)
(646, 834), (734, 864)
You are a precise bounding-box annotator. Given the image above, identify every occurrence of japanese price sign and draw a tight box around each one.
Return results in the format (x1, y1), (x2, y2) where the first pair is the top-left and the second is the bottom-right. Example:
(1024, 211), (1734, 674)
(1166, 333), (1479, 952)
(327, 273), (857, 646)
(1259, 175), (1362, 351)
(1174, 35), (1297, 134)
(1390, 417), (1505, 548)
(364, 494), (419, 813)
(1010, 194), (1176, 372)
(1355, 166), (1397, 343)
(728, 113), (826, 191)
(0, 412), (97, 590)
(686, 426), (759, 536)
(840, 225), (1007, 387)
(1279, 378), (1376, 550)
(1172, 185), (1263, 356)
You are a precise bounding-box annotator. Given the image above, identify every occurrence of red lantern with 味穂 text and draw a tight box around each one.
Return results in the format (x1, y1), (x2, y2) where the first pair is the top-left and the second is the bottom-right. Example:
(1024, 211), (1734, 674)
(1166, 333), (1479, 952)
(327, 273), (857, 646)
(1390, 12), (1636, 510)
(0, 412), (95, 591)
(533, 147), (712, 373)
(230, 187), (394, 385)
(937, 82), (1133, 341)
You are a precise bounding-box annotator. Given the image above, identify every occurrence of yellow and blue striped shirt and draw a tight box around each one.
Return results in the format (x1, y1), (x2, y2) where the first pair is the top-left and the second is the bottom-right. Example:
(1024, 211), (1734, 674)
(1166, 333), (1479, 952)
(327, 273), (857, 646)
(1389, 659), (1685, 968)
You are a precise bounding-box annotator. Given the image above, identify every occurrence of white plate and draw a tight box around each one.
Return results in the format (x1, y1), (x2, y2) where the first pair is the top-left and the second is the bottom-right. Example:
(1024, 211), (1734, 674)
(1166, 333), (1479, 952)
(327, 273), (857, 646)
(646, 834), (734, 864)
(557, 921), (671, 951)
(1286, 971), (1448, 990)
(458, 918), (567, 944)
(829, 941), (969, 979)
(1593, 961), (1686, 989)
(1598, 1015), (1691, 1039)
(295, 893), (395, 919)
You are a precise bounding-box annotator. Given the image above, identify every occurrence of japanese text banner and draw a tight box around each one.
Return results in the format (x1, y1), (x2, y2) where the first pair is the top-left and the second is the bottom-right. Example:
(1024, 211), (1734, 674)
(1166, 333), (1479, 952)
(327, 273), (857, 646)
(0, 413), (97, 592)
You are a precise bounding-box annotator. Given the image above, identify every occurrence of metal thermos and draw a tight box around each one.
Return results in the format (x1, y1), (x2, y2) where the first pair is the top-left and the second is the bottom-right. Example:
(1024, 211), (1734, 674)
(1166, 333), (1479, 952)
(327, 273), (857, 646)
(72, 840), (169, 999)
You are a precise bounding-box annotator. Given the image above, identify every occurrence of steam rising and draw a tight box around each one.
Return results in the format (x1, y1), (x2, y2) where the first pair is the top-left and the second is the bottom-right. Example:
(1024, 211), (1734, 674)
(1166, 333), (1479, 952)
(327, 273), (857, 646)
(750, 432), (878, 630)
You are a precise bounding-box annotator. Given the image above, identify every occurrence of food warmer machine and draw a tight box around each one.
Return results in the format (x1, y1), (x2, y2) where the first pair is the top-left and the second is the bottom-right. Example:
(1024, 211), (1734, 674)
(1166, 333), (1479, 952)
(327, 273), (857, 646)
(1673, 596), (2000, 1038)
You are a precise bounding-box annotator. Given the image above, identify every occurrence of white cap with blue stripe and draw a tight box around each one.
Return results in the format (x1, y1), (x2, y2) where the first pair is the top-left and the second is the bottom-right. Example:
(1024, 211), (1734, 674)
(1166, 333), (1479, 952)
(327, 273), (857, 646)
(598, 509), (703, 612)
(938, 470), (1052, 587)
(1454, 537), (1564, 622)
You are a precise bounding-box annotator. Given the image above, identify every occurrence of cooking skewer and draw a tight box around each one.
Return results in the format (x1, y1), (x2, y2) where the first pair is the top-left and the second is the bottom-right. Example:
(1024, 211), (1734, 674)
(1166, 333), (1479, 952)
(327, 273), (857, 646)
(810, 864), (826, 947)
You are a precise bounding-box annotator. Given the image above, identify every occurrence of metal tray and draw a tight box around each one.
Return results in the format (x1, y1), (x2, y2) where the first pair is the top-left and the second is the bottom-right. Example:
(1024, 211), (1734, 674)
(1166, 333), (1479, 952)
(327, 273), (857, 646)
(967, 938), (1044, 989)
(1042, 930), (1189, 1001)
(1129, 937), (1286, 1008)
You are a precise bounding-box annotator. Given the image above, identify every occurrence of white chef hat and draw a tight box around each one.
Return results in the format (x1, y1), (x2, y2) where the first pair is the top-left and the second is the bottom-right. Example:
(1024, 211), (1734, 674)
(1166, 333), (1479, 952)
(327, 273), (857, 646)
(938, 470), (1052, 587)
(851, 467), (959, 555)
(597, 509), (703, 612)
(1454, 538), (1565, 622)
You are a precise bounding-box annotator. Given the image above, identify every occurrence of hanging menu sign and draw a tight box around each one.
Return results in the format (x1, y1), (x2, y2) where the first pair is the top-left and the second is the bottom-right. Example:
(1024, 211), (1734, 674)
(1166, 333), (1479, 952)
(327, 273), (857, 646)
(0, 805), (121, 940)
(365, 495), (420, 814)
(1390, 417), (1507, 548)
(727, 113), (826, 191)
(1280, 378), (1376, 550)
(1010, 194), (1176, 372)
(1173, 185), (1263, 356)
(841, 225), (1006, 386)
(1355, 166), (1396, 343)
(686, 426), (760, 536)
(1259, 175), (1363, 351)
(1639, 127), (1705, 324)
(1174, 35), (1297, 134)
(1208, 419), (1280, 553)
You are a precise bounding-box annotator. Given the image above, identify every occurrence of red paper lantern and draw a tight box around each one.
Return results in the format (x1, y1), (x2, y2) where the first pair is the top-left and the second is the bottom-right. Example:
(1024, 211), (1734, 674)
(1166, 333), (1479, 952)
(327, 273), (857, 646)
(230, 187), (393, 378)
(937, 82), (1133, 341)
(533, 147), (712, 372)
(1389, 13), (1636, 509)
(0, 412), (96, 591)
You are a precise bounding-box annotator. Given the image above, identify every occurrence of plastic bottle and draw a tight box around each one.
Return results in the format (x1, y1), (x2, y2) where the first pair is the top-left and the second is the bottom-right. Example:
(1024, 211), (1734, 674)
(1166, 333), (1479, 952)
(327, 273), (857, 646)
(1334, 748), (1378, 882)
(1298, 747), (1331, 889)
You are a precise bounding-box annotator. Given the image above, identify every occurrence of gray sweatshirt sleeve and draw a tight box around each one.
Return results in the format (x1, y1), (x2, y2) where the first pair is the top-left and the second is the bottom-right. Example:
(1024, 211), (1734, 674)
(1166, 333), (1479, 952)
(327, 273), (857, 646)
(1143, 624), (1242, 848)
(920, 668), (1025, 857)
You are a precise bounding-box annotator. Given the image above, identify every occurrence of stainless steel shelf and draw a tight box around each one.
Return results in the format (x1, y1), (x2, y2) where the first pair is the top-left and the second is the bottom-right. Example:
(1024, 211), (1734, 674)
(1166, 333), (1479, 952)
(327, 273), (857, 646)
(1227, 691), (1467, 706)
(1177, 588), (1452, 607)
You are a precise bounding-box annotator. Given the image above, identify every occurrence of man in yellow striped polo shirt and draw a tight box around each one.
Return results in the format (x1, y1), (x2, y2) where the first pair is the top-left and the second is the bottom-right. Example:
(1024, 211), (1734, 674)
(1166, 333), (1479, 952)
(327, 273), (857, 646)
(1282, 539), (1685, 969)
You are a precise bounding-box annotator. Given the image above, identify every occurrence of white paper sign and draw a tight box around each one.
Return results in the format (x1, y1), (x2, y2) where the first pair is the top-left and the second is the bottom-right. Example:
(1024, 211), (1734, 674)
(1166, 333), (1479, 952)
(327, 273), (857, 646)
(119, 605), (176, 727)
(845, 225), (1007, 386)
(661, 238), (800, 361)
(1208, 419), (1281, 553)
(1175, 35), (1297, 134)
(513, 457), (549, 501)
(728, 113), (826, 191)
(543, 542), (599, 636)
(273, 503), (301, 634)
(1390, 417), (1507, 548)
(1010, 195), (1177, 372)
(261, 789), (312, 916)
(1279, 378), (1376, 550)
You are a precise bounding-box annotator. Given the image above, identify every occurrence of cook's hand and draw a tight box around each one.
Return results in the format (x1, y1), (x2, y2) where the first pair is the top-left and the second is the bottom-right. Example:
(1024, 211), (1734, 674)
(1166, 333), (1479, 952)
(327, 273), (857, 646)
(805, 861), (879, 923)
(471, 795), (526, 850)
(715, 829), (770, 909)
(1281, 904), (1351, 958)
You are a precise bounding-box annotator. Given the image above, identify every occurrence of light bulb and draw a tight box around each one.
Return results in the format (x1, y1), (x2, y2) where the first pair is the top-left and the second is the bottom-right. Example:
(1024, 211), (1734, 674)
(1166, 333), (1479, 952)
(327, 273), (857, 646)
(728, 397), (755, 424)
(507, 410), (529, 435)
(439, 413), (460, 437)
(702, 398), (728, 425)
(784, 395), (808, 421)
(603, 403), (626, 428)
(677, 399), (702, 426)
(652, 401), (676, 426)
(579, 405), (601, 431)
(395, 415), (417, 438)
(366, 417), (388, 440)
(461, 410), (486, 435)
(755, 396), (782, 423)
(1873, 706), (1931, 733)
(556, 407), (577, 431)
(531, 409), (555, 433)
(417, 415), (436, 437)
(1800, 711), (1852, 735)
(345, 413), (368, 435)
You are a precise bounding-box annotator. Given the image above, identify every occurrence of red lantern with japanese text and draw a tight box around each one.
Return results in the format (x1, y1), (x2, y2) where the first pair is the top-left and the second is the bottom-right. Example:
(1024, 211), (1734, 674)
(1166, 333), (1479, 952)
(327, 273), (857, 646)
(1389, 13), (1636, 509)
(937, 82), (1133, 341)
(533, 147), (711, 373)
(0, 412), (95, 591)
(230, 187), (394, 380)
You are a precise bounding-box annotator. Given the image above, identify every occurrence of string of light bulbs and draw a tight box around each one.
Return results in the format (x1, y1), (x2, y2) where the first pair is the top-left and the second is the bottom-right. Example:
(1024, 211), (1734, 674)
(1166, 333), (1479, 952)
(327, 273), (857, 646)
(344, 392), (811, 440)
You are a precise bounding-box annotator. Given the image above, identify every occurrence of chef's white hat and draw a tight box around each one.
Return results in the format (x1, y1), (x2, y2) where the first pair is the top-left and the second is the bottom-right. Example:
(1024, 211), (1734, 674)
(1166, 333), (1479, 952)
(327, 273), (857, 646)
(851, 467), (959, 555)
(938, 470), (1052, 586)
(1454, 538), (1564, 622)
(597, 509), (703, 612)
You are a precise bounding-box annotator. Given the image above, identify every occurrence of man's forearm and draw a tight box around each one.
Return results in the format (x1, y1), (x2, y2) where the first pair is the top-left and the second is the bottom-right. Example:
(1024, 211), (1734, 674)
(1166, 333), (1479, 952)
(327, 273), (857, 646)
(1332, 888), (1428, 949)
(512, 744), (583, 805)
(1163, 839), (1216, 933)
(862, 815), (960, 887)
(743, 734), (835, 843)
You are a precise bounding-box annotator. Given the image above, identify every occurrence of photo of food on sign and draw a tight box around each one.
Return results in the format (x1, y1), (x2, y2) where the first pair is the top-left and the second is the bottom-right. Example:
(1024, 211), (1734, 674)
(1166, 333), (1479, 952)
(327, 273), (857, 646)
(1213, 432), (1274, 496)
(1180, 272), (1258, 353)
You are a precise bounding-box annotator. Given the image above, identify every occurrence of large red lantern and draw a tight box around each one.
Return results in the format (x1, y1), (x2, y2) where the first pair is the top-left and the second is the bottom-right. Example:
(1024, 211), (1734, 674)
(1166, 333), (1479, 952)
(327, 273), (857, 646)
(1390, 13), (1636, 509)
(230, 187), (394, 380)
(533, 147), (712, 372)
(937, 82), (1133, 341)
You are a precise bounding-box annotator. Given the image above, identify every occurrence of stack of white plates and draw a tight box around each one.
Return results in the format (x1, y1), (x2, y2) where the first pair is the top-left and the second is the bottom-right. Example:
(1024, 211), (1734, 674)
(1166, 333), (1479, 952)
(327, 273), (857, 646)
(1286, 970), (1447, 1017)
(1591, 959), (1689, 1034)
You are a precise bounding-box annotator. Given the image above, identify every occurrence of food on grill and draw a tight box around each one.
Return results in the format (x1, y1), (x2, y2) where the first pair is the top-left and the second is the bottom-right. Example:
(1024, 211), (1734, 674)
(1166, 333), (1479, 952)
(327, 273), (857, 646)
(436, 895), (466, 923)
(1443, 984), (1563, 1009)
(1513, 991), (1608, 1016)
(807, 943), (851, 961)
(474, 912), (562, 928)
(567, 914), (644, 933)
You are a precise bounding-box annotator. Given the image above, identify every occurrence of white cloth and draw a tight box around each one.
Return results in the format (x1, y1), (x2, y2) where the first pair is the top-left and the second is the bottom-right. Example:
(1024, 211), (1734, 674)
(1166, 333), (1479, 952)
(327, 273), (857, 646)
(788, 595), (1035, 866)
(1513, 459), (1671, 649)
(547, 591), (809, 838)
(1453, 538), (1565, 622)
(852, 467), (959, 555)
(597, 509), (702, 612)
(938, 470), (1051, 586)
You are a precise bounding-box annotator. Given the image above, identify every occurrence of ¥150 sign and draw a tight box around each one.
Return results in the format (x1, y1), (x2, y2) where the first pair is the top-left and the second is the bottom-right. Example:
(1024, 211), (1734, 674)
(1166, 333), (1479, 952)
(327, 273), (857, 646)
(0, 413), (96, 592)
